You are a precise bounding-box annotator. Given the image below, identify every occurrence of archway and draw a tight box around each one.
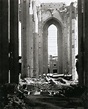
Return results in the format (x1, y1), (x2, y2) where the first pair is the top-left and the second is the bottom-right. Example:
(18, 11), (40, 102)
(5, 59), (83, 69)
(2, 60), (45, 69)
(48, 24), (58, 73)
(43, 18), (63, 74)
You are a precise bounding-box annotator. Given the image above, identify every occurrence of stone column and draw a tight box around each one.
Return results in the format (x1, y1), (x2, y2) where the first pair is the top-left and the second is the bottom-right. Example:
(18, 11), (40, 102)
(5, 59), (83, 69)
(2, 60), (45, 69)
(43, 27), (48, 74)
(71, 5), (76, 80)
(0, 0), (9, 83)
(57, 26), (63, 74)
(84, 0), (88, 108)
(69, 3), (74, 75)
(33, 0), (39, 78)
(21, 0), (30, 78)
(28, 0), (34, 77)
(67, 16), (71, 74)
(8, 0), (10, 83)
(63, 14), (68, 74)
(62, 25), (65, 74)
(38, 6), (43, 77)
(50, 55), (53, 73)
(68, 3), (76, 80)
(65, 14), (69, 74)
(78, 0), (85, 85)
(10, 0), (19, 83)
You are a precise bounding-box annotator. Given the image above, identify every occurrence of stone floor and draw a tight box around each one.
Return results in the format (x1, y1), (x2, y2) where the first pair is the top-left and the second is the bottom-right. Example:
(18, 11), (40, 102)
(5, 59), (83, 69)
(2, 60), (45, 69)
(24, 95), (84, 109)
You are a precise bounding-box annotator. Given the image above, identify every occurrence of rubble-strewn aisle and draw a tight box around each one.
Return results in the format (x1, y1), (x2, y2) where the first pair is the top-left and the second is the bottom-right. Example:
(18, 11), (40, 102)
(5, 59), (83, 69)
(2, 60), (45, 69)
(25, 95), (84, 109)
(0, 74), (85, 109)
(18, 74), (85, 109)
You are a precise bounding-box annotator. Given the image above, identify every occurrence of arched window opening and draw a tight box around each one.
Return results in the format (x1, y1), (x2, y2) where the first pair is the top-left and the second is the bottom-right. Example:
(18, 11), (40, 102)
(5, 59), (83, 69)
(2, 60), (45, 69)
(48, 24), (58, 73)
(48, 24), (57, 57)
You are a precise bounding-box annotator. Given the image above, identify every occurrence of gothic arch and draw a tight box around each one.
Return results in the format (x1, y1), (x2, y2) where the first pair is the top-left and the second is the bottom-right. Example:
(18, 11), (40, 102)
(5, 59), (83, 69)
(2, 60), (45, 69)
(42, 17), (63, 74)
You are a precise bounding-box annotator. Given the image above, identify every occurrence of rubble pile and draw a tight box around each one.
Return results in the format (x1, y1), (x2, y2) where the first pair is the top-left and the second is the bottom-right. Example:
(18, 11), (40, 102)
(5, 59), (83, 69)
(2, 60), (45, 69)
(0, 74), (86, 109)
(19, 74), (85, 98)
(0, 84), (27, 109)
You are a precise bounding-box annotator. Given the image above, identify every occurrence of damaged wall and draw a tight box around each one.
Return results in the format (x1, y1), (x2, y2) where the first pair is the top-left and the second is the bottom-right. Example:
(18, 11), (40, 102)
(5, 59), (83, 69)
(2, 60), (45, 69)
(20, 0), (77, 79)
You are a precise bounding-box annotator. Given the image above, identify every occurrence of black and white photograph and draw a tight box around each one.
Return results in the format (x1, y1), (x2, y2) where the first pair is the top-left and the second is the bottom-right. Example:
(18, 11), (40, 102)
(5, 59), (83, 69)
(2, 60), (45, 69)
(0, 0), (87, 109)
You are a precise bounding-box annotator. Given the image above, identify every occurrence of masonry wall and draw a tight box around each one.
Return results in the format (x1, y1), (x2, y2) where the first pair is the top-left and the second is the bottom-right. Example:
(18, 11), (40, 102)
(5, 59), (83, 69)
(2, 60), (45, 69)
(20, 1), (77, 79)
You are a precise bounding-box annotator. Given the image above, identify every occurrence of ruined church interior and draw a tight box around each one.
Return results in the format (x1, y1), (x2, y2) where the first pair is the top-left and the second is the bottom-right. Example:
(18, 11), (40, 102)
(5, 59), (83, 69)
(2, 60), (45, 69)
(0, 0), (88, 109)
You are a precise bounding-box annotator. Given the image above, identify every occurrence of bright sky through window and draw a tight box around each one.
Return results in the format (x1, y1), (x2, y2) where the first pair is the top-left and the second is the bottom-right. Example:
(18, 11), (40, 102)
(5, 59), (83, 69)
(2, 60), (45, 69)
(48, 24), (57, 56)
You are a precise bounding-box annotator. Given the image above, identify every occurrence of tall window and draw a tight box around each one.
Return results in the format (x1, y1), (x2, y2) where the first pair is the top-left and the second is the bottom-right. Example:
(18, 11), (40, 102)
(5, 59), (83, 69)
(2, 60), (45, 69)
(48, 24), (57, 57)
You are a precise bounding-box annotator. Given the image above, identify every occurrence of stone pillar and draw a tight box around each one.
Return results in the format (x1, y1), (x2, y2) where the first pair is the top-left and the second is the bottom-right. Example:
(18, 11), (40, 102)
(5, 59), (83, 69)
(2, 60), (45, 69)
(43, 27), (48, 74)
(68, 3), (76, 80)
(62, 25), (65, 74)
(63, 14), (68, 74)
(71, 5), (76, 80)
(0, 0), (9, 83)
(8, 0), (10, 83)
(50, 55), (53, 73)
(38, 6), (43, 76)
(28, 0), (34, 77)
(78, 0), (85, 85)
(84, 0), (88, 108)
(10, 0), (19, 83)
(33, 33), (39, 78)
(69, 3), (73, 75)
(33, 0), (39, 78)
(57, 27), (63, 74)
(67, 16), (71, 74)
(26, 0), (33, 78)
(21, 0), (30, 78)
